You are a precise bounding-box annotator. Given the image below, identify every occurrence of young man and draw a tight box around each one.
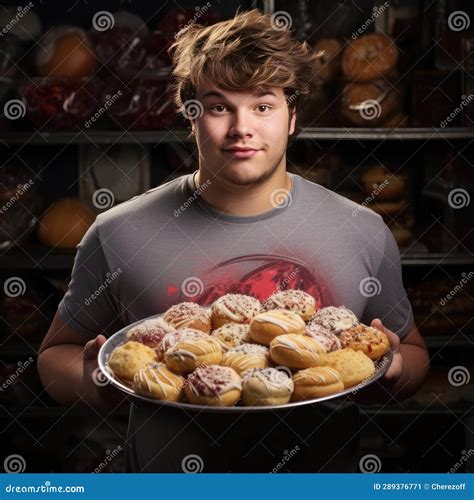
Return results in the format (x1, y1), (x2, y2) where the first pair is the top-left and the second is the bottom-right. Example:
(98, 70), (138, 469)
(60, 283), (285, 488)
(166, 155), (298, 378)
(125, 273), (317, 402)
(38, 10), (429, 472)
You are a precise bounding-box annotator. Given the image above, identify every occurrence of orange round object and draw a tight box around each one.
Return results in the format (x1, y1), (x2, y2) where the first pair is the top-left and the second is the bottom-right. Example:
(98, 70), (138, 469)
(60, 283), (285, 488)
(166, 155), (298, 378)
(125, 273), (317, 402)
(38, 198), (96, 248)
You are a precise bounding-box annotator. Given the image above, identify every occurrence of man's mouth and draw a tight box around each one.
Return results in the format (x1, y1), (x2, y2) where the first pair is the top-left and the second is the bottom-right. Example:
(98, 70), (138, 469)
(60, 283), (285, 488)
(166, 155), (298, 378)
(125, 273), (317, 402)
(222, 147), (260, 159)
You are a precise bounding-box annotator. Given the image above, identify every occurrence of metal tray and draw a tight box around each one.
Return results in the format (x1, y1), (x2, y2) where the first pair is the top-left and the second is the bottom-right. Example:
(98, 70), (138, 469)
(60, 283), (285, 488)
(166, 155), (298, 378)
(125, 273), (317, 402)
(98, 313), (393, 413)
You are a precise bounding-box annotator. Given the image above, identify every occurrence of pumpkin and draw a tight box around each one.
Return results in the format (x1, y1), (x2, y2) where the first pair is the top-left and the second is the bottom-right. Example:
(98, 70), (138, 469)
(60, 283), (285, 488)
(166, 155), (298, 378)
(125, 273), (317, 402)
(38, 198), (96, 248)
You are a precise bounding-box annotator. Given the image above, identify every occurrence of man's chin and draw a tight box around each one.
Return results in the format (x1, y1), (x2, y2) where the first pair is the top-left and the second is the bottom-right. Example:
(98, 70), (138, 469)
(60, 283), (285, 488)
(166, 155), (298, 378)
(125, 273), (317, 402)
(221, 166), (271, 186)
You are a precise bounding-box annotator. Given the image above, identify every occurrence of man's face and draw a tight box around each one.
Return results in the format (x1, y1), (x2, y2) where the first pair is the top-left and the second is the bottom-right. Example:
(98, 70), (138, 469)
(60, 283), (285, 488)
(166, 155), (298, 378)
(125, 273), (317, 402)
(192, 81), (297, 187)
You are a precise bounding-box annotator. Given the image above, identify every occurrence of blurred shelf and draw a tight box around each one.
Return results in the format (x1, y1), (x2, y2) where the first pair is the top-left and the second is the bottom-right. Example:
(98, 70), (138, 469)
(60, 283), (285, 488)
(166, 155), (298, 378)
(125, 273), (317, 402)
(0, 127), (473, 145)
(400, 253), (474, 266)
(423, 335), (474, 349)
(360, 405), (474, 416)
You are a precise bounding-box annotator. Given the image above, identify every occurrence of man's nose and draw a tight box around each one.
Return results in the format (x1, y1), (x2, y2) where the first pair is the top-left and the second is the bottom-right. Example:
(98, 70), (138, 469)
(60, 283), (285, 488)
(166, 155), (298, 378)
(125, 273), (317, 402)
(228, 109), (254, 137)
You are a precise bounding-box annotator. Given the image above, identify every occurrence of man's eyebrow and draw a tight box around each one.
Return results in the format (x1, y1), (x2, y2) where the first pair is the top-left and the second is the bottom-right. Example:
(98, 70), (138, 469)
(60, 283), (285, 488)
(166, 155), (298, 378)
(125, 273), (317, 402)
(200, 90), (278, 99)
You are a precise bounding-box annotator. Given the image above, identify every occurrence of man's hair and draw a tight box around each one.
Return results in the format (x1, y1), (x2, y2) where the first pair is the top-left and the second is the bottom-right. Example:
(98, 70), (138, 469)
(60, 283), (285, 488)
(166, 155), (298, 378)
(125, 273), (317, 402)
(169, 9), (320, 132)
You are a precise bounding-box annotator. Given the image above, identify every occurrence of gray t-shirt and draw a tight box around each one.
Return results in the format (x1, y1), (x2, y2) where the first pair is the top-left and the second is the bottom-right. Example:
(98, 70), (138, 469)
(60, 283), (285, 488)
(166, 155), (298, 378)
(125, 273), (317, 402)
(58, 171), (413, 472)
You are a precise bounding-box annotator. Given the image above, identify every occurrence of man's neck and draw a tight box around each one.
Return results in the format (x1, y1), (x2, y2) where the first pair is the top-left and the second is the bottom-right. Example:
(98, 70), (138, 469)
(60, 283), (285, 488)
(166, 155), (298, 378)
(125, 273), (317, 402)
(194, 167), (292, 217)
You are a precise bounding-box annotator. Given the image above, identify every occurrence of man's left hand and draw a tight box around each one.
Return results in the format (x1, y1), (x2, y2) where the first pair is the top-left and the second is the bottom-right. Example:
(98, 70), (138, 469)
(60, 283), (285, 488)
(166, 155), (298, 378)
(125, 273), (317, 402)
(371, 318), (404, 383)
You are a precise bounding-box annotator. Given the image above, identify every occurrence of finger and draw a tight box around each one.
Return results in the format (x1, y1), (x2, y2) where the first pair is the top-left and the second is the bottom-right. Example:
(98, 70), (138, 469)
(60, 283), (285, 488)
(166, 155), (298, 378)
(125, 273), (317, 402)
(371, 319), (400, 349)
(83, 335), (107, 360)
(384, 356), (403, 380)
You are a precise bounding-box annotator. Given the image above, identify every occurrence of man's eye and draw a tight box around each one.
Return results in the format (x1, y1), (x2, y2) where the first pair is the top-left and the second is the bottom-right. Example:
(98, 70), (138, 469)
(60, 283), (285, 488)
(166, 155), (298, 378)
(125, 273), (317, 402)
(210, 105), (227, 113)
(256, 105), (272, 113)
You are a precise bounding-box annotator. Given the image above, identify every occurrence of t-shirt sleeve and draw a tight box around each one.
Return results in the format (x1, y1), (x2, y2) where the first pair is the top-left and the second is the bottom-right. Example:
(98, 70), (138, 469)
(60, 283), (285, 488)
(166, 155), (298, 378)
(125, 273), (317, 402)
(361, 223), (414, 340)
(57, 219), (124, 340)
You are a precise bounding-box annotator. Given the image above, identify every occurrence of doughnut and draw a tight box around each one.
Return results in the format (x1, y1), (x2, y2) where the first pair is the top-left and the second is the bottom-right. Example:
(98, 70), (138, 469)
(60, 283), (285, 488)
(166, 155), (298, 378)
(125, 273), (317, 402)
(360, 165), (407, 201)
(221, 343), (270, 375)
(308, 306), (359, 334)
(184, 365), (242, 406)
(211, 293), (262, 328)
(291, 366), (344, 401)
(326, 348), (375, 388)
(108, 341), (158, 381)
(313, 38), (345, 82)
(264, 289), (316, 321)
(164, 337), (222, 373)
(133, 362), (185, 401)
(163, 301), (212, 333)
(211, 322), (250, 351)
(249, 309), (306, 345)
(269, 334), (327, 370)
(339, 324), (390, 360)
(342, 33), (399, 81)
(241, 367), (294, 406)
(305, 323), (342, 352)
(126, 317), (176, 348)
(157, 328), (210, 360)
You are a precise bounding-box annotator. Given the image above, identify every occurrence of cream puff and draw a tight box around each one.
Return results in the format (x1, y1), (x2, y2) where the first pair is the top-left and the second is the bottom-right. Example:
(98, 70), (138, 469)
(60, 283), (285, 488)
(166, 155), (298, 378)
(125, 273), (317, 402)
(221, 343), (270, 375)
(164, 337), (222, 373)
(269, 333), (327, 370)
(249, 309), (306, 345)
(308, 306), (359, 334)
(108, 341), (158, 381)
(291, 366), (344, 400)
(133, 362), (185, 401)
(211, 322), (250, 351)
(211, 294), (262, 328)
(163, 302), (212, 333)
(157, 328), (210, 360)
(184, 365), (242, 406)
(241, 367), (294, 406)
(264, 289), (316, 321)
(305, 322), (342, 352)
(126, 317), (176, 349)
(339, 324), (390, 360)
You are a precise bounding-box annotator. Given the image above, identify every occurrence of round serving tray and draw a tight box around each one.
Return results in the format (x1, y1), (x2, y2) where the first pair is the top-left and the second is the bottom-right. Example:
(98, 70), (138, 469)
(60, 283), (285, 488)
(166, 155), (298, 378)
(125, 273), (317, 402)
(98, 312), (393, 413)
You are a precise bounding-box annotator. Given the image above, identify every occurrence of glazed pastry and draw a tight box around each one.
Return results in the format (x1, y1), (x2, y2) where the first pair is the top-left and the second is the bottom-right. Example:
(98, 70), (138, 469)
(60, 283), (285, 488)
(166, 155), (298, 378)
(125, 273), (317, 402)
(133, 362), (185, 401)
(164, 337), (222, 373)
(269, 333), (327, 370)
(313, 38), (344, 82)
(249, 309), (306, 345)
(211, 294), (262, 328)
(211, 322), (250, 351)
(342, 34), (399, 81)
(126, 317), (176, 348)
(264, 289), (316, 321)
(157, 328), (210, 359)
(184, 364), (242, 406)
(305, 323), (341, 352)
(221, 343), (270, 375)
(163, 302), (212, 333)
(241, 367), (294, 406)
(339, 324), (390, 360)
(108, 341), (158, 381)
(291, 366), (344, 400)
(308, 306), (359, 334)
(326, 348), (375, 388)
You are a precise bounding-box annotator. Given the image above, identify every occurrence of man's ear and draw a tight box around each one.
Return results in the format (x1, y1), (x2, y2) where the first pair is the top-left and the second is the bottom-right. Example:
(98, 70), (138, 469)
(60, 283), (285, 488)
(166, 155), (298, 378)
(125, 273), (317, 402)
(289, 107), (297, 136)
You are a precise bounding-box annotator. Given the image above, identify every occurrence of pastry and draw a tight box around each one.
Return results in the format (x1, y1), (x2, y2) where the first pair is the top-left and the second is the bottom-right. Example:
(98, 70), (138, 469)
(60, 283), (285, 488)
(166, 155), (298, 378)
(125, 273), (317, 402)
(241, 367), (294, 406)
(264, 289), (316, 321)
(164, 337), (222, 373)
(342, 33), (399, 81)
(184, 365), (242, 406)
(126, 317), (176, 348)
(221, 343), (270, 375)
(211, 293), (262, 328)
(326, 348), (375, 388)
(360, 165), (407, 201)
(291, 366), (344, 400)
(108, 341), (158, 381)
(163, 301), (212, 333)
(249, 309), (306, 345)
(133, 362), (185, 401)
(305, 323), (342, 352)
(308, 306), (359, 334)
(157, 328), (210, 359)
(269, 334), (327, 370)
(211, 322), (250, 351)
(339, 324), (390, 360)
(313, 38), (344, 82)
